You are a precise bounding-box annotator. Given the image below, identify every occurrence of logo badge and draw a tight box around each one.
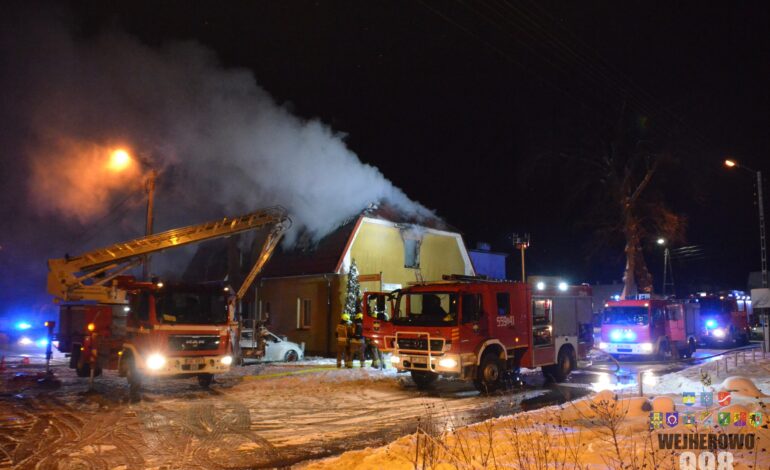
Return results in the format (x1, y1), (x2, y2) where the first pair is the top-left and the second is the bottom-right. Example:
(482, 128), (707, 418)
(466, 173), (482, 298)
(749, 412), (763, 428)
(700, 392), (713, 407)
(650, 412), (664, 430)
(700, 411), (714, 426)
(733, 412), (747, 427)
(682, 392), (696, 406)
(718, 412), (731, 426)
(717, 391), (731, 406)
(683, 412), (696, 426)
(666, 412), (679, 427)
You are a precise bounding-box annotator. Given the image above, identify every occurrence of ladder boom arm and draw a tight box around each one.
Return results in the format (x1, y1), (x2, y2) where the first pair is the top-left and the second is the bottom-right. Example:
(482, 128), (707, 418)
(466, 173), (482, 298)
(48, 206), (290, 302)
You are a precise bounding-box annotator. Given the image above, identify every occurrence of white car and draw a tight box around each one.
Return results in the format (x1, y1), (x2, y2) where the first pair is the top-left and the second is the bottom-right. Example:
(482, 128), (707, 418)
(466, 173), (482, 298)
(240, 329), (304, 362)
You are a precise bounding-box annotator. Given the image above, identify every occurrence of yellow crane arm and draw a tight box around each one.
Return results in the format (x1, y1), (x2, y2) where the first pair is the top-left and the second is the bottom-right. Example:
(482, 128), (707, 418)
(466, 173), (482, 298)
(48, 206), (290, 303)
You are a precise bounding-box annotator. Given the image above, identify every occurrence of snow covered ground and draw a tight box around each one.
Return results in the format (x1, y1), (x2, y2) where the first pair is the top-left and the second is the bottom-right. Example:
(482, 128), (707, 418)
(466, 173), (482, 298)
(0, 355), (557, 469)
(301, 350), (770, 470)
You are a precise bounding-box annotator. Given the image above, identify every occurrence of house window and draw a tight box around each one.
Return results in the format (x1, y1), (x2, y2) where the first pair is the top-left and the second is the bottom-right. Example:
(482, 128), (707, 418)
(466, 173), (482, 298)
(297, 298), (311, 329)
(404, 239), (421, 268)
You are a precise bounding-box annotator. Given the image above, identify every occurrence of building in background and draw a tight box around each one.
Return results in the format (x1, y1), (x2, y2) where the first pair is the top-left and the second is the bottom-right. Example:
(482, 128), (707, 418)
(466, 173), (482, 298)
(468, 242), (508, 279)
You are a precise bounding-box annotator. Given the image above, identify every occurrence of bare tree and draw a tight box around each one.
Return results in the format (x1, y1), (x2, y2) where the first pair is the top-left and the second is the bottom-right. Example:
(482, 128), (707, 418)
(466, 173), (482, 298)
(544, 104), (685, 297)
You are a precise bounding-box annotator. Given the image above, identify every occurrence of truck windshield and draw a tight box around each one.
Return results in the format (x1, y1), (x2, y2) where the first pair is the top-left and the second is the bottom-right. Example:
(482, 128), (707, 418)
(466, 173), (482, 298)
(699, 299), (731, 316)
(393, 292), (458, 326)
(156, 290), (228, 325)
(603, 306), (648, 326)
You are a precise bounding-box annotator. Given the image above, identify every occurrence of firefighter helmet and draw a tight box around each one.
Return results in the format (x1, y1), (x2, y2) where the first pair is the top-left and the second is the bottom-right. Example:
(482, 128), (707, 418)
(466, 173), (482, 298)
(341, 313), (351, 322)
(355, 312), (364, 320)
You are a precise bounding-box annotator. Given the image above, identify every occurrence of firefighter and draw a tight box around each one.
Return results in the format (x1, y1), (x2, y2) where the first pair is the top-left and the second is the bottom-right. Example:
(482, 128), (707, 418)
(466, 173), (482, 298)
(336, 313), (352, 368)
(367, 337), (385, 369)
(350, 312), (366, 367)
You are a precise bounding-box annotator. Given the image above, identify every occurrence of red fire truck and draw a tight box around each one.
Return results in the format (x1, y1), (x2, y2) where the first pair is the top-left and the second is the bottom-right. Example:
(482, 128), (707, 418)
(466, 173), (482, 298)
(48, 207), (289, 393)
(693, 293), (751, 346)
(598, 298), (699, 360)
(368, 276), (593, 391)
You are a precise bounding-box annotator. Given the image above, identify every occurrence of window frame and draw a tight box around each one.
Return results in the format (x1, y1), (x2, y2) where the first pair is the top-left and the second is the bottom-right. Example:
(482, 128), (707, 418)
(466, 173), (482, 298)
(296, 298), (312, 329)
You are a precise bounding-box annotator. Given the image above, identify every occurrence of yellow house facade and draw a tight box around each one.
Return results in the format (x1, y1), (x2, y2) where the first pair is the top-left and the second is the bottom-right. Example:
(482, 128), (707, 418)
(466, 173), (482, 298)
(256, 212), (474, 355)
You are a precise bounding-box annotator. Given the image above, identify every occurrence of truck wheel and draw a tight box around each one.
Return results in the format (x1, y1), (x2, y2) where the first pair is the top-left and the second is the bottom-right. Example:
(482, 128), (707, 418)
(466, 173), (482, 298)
(657, 341), (672, 361)
(198, 374), (214, 388)
(542, 347), (573, 382)
(411, 370), (437, 389)
(72, 347), (91, 377)
(474, 352), (503, 393)
(682, 338), (696, 358)
(126, 356), (142, 399)
(70, 344), (81, 370)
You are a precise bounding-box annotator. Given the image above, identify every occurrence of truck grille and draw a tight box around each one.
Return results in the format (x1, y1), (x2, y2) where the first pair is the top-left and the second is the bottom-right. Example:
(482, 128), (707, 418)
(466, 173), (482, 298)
(168, 335), (221, 352)
(397, 338), (444, 352)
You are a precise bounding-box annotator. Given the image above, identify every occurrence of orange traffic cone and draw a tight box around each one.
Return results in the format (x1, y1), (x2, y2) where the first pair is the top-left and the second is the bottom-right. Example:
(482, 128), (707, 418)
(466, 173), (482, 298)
(21, 356), (31, 365)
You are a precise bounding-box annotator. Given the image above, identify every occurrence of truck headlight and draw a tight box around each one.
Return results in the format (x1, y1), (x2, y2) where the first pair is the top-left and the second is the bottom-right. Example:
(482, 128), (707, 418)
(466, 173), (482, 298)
(390, 355), (400, 364)
(221, 355), (233, 366)
(598, 342), (608, 350)
(438, 358), (457, 368)
(713, 328), (726, 338)
(640, 343), (653, 352)
(146, 353), (166, 370)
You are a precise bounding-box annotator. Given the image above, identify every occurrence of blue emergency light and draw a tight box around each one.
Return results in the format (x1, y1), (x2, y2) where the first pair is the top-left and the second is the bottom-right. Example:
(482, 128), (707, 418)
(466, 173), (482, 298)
(15, 322), (32, 330)
(705, 319), (717, 329)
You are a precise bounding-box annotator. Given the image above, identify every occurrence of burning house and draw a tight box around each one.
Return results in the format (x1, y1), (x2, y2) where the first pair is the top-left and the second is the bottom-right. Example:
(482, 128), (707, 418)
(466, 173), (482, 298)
(253, 205), (475, 355)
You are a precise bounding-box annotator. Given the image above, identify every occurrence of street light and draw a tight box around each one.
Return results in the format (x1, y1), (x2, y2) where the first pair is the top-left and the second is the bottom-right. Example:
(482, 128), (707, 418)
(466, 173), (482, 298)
(107, 148), (157, 280)
(724, 158), (768, 352)
(724, 159), (766, 289)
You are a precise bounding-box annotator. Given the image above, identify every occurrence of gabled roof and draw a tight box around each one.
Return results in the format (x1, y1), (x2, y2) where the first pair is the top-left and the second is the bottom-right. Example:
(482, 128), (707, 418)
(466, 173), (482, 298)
(260, 219), (360, 278)
(261, 203), (453, 278)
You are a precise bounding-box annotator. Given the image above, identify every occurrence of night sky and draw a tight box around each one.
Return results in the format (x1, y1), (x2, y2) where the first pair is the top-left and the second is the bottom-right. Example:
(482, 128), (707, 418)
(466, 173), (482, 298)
(3, 1), (770, 314)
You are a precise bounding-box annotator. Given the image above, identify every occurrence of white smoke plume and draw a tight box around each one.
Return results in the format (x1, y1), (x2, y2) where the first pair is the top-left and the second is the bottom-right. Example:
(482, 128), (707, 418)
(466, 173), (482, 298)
(0, 4), (432, 317)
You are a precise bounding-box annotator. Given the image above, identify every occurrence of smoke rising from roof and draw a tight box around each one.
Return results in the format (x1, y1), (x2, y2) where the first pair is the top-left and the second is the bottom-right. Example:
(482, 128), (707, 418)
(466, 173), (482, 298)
(0, 4), (432, 316)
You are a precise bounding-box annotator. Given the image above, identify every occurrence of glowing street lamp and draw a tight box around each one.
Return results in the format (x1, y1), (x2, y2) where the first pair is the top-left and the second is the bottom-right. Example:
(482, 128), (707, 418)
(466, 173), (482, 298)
(107, 148), (157, 279)
(108, 149), (132, 172)
(724, 159), (766, 289)
(724, 158), (768, 352)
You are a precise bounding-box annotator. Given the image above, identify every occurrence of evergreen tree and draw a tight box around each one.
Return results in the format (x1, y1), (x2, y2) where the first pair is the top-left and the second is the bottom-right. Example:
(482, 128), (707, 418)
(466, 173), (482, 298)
(343, 259), (361, 317)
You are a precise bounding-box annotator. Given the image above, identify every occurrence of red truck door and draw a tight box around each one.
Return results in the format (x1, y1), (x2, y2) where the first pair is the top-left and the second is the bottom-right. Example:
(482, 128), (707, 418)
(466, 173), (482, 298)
(362, 292), (395, 351)
(458, 292), (487, 353)
(665, 303), (685, 342)
(531, 297), (556, 367)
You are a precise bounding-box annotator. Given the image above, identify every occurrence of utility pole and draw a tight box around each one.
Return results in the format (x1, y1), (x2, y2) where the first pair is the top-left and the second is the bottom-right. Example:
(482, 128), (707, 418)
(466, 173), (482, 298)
(758, 170), (767, 289)
(746, 169), (769, 353)
(662, 246), (674, 297)
(143, 169), (157, 280)
(513, 233), (530, 283)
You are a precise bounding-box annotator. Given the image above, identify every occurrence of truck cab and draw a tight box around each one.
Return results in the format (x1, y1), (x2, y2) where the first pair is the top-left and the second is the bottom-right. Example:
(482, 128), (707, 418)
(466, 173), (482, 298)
(695, 294), (750, 346)
(599, 298), (698, 359)
(60, 279), (235, 390)
(387, 277), (592, 391)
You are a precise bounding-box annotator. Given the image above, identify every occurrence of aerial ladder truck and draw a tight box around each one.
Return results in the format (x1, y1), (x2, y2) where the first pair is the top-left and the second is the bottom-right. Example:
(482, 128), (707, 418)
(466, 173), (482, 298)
(47, 206), (290, 393)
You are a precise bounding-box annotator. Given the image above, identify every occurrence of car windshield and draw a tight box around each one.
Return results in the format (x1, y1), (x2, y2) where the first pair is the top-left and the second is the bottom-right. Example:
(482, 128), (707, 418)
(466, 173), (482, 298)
(155, 290), (228, 325)
(393, 292), (458, 326)
(603, 306), (648, 325)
